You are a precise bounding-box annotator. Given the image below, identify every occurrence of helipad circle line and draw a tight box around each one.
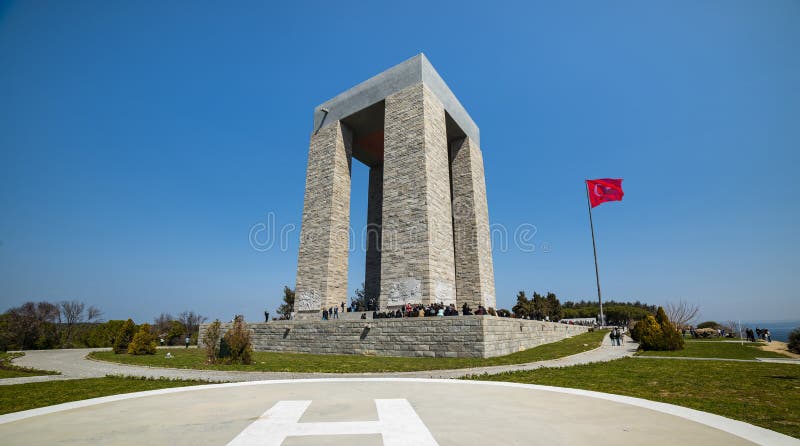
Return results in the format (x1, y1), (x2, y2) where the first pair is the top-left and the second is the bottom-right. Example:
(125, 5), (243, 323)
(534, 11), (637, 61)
(0, 377), (796, 446)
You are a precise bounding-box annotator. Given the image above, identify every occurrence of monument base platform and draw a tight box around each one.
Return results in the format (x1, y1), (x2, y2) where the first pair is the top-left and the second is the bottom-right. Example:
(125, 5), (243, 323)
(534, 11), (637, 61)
(200, 316), (589, 359)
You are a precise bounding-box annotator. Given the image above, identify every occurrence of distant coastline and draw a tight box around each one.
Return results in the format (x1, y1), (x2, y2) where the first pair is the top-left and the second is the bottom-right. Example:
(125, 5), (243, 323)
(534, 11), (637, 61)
(740, 320), (799, 342)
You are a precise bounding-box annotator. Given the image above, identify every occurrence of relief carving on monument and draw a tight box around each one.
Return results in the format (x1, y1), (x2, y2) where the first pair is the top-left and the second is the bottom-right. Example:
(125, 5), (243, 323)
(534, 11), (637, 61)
(295, 290), (321, 311)
(435, 281), (455, 305)
(387, 278), (421, 306)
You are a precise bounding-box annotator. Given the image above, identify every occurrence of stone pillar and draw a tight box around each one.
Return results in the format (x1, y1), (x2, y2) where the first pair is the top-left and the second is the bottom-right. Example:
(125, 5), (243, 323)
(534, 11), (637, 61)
(380, 84), (456, 308)
(450, 137), (496, 309)
(364, 165), (383, 306)
(294, 122), (352, 318)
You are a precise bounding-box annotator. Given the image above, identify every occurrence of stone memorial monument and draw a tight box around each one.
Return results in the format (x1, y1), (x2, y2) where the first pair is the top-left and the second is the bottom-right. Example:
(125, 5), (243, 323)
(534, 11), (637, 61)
(200, 55), (589, 358)
(294, 54), (496, 318)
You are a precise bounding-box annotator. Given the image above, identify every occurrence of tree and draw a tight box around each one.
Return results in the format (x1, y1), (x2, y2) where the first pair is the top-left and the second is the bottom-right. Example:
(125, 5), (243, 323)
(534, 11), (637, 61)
(0, 301), (60, 350)
(153, 313), (175, 336)
(561, 300), (657, 325)
(545, 292), (563, 321)
(202, 319), (222, 363)
(277, 286), (296, 319)
(87, 305), (103, 322)
(85, 320), (126, 348)
(167, 320), (186, 345)
(127, 323), (157, 355)
(58, 300), (102, 347)
(788, 327), (800, 354)
(177, 311), (207, 342)
(664, 300), (700, 331)
(725, 320), (742, 338)
(222, 316), (253, 364)
(531, 292), (549, 320)
(512, 291), (530, 318)
(633, 307), (684, 351)
(58, 300), (84, 347)
(112, 319), (137, 354)
(349, 284), (369, 312)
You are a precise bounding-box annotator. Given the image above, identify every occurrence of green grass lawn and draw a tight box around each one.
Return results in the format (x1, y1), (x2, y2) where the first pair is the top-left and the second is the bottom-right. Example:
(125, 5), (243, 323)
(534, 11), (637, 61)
(637, 340), (789, 360)
(470, 357), (800, 438)
(0, 376), (208, 415)
(89, 329), (607, 373)
(0, 352), (60, 379)
(683, 336), (745, 341)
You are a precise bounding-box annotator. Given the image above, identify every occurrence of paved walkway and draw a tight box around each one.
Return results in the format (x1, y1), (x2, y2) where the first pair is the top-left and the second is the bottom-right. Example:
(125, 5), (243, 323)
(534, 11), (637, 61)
(634, 356), (800, 364)
(3, 334), (637, 385)
(2, 378), (796, 445)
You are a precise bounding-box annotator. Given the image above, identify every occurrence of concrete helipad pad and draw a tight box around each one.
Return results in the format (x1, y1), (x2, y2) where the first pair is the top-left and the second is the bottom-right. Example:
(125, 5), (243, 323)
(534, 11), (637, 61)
(1, 379), (795, 445)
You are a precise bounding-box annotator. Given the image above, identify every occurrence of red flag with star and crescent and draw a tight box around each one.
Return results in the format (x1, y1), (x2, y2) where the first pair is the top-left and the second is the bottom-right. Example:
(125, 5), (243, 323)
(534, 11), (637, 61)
(586, 178), (624, 208)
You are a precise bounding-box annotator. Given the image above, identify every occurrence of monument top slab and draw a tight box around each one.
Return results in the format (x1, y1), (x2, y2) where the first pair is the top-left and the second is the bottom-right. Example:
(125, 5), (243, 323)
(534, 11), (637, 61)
(313, 53), (480, 145)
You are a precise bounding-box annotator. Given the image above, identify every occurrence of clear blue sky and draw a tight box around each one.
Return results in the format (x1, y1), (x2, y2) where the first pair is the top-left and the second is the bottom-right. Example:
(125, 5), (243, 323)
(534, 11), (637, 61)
(1, 1), (798, 324)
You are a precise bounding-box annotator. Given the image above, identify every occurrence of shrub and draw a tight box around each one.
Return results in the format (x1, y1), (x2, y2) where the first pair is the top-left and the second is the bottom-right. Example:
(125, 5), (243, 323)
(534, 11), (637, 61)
(127, 323), (157, 355)
(202, 320), (222, 364)
(221, 316), (253, 365)
(112, 319), (137, 354)
(167, 320), (186, 345)
(632, 307), (684, 351)
(695, 328), (717, 338)
(696, 321), (720, 329)
(631, 315), (658, 342)
(788, 327), (800, 354)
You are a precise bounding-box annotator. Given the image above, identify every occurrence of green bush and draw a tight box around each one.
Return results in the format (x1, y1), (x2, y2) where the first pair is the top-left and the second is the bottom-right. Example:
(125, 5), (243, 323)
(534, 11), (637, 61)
(632, 307), (684, 351)
(201, 320), (222, 364)
(696, 321), (720, 329)
(166, 320), (186, 345)
(695, 328), (717, 338)
(788, 328), (800, 354)
(112, 319), (137, 354)
(221, 316), (253, 365)
(127, 323), (157, 355)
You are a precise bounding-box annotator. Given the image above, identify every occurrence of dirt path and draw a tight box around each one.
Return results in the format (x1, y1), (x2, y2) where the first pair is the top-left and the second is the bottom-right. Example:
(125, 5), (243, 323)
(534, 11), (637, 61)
(760, 341), (800, 359)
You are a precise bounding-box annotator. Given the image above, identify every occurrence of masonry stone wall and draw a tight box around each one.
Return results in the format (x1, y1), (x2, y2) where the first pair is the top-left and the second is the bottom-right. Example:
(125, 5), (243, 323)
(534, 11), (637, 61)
(199, 317), (589, 359)
(294, 123), (352, 318)
(450, 137), (496, 310)
(380, 83), (456, 309)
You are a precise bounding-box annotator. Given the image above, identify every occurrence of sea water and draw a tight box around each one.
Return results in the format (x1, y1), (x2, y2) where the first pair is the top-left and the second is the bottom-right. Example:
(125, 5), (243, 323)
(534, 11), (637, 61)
(741, 320), (799, 342)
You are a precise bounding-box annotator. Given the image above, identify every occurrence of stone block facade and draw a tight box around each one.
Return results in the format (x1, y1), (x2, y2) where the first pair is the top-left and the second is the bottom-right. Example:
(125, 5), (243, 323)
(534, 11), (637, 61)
(380, 84), (456, 308)
(294, 123), (352, 318)
(450, 137), (496, 309)
(200, 317), (589, 359)
(294, 54), (496, 316)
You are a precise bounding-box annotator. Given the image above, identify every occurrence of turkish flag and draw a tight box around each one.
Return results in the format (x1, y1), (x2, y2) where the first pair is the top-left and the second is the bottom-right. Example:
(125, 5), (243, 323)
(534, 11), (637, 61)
(586, 178), (624, 208)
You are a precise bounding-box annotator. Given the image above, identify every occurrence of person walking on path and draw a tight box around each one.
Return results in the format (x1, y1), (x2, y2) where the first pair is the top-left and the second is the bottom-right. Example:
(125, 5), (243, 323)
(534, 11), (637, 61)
(333, 307), (339, 319)
(184, 336), (190, 349)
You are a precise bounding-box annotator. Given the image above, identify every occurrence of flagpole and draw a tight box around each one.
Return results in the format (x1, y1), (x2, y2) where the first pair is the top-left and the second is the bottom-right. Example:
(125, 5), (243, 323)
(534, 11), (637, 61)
(586, 183), (605, 326)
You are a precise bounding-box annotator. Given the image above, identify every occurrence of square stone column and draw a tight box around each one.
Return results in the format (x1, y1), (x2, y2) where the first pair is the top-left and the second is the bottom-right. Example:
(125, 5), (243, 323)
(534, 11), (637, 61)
(450, 137), (496, 309)
(294, 122), (352, 318)
(364, 165), (383, 306)
(380, 84), (456, 308)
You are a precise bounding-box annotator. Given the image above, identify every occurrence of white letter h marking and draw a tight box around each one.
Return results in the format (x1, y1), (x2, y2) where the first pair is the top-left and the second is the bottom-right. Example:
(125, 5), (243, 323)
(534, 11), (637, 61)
(227, 399), (439, 446)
